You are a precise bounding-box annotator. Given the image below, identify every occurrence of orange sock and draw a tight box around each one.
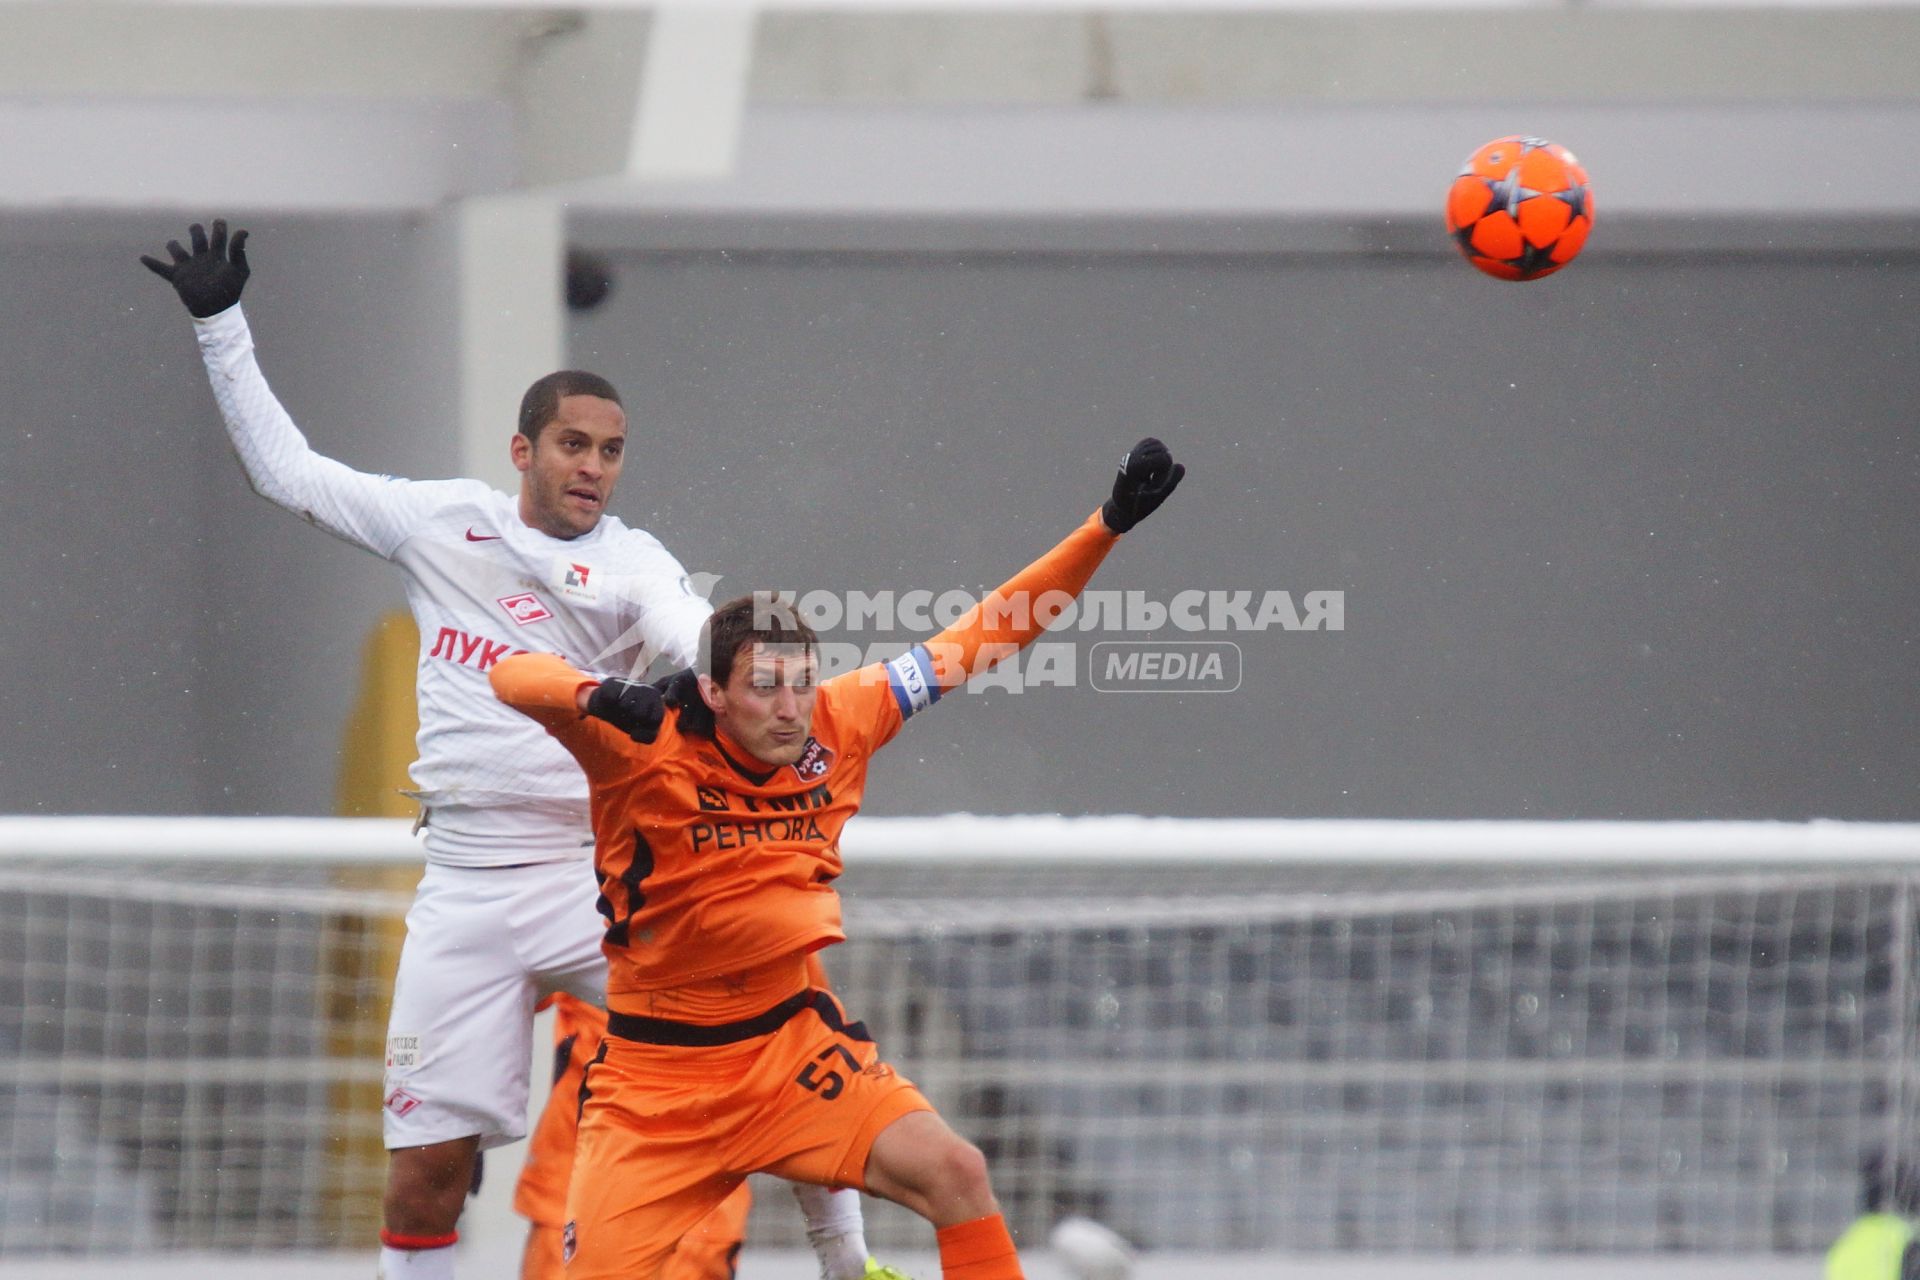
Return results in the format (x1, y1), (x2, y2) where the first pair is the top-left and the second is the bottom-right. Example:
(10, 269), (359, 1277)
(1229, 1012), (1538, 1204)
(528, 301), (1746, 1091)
(935, 1214), (1022, 1280)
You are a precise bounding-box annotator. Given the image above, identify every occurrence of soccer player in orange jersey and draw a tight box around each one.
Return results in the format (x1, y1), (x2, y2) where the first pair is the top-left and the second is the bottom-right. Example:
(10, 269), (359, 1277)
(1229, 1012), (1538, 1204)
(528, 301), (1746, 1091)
(490, 440), (1183, 1280)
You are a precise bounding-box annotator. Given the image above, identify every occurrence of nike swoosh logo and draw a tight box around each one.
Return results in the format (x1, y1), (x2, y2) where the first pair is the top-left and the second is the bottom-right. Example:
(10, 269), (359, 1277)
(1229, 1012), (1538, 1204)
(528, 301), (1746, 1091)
(465, 528), (502, 542)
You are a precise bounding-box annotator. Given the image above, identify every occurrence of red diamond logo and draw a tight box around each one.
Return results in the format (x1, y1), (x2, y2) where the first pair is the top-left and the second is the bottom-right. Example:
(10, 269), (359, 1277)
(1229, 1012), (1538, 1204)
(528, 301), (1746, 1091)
(498, 592), (554, 626)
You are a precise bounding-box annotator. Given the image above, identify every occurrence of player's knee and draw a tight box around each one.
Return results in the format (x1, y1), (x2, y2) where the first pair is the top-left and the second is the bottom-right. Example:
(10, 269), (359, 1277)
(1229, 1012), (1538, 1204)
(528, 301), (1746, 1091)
(926, 1135), (992, 1205)
(383, 1188), (463, 1234)
(383, 1144), (474, 1232)
(383, 1179), (454, 1233)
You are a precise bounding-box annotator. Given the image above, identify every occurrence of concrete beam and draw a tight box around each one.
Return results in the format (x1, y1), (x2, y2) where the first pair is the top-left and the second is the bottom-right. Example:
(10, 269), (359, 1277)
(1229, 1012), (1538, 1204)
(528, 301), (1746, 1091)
(514, 7), (758, 187)
(0, 96), (515, 210)
(2, 3), (1916, 220)
(514, 10), (652, 188)
(752, 10), (1920, 105)
(0, 4), (521, 99)
(444, 195), (566, 493)
(557, 101), (1920, 229)
(630, 7), (758, 180)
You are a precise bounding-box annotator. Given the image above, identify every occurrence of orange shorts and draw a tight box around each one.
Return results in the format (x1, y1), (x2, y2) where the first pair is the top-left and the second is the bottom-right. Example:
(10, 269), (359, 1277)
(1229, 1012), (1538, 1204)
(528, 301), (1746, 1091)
(565, 988), (931, 1280)
(521, 1184), (751, 1280)
(517, 995), (758, 1280)
(514, 994), (606, 1229)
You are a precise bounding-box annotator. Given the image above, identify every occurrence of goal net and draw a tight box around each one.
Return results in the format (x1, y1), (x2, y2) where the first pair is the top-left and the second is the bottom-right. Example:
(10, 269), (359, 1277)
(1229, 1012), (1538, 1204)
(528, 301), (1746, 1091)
(1, 816), (1915, 1261)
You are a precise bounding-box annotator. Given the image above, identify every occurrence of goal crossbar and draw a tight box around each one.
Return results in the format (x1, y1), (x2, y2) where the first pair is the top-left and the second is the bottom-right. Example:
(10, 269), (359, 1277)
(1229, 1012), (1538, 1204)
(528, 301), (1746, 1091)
(4, 814), (1916, 865)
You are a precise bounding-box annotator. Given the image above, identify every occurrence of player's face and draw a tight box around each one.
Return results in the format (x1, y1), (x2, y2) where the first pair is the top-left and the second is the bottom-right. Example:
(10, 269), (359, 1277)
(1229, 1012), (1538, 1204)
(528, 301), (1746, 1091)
(707, 643), (820, 767)
(513, 395), (627, 540)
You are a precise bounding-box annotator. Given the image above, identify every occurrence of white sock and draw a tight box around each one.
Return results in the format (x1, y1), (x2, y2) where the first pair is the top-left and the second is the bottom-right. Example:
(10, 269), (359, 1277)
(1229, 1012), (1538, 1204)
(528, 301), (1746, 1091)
(791, 1182), (870, 1280)
(377, 1242), (456, 1280)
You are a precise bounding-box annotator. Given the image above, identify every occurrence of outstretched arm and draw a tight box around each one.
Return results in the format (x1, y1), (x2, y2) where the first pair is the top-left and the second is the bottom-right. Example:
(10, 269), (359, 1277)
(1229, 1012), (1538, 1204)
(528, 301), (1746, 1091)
(919, 511), (1116, 690)
(489, 652), (604, 732)
(921, 437), (1185, 690)
(491, 652), (634, 782)
(490, 652), (679, 779)
(144, 220), (464, 559)
(870, 437), (1184, 726)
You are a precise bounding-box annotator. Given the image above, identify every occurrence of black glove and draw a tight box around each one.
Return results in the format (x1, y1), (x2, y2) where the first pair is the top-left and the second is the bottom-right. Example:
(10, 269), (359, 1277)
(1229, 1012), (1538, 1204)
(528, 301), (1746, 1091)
(1100, 436), (1186, 533)
(652, 667), (715, 738)
(585, 678), (667, 744)
(140, 220), (250, 318)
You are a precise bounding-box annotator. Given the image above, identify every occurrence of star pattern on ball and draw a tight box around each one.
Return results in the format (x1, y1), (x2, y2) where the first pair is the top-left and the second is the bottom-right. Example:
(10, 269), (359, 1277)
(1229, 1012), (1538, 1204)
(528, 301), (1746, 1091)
(1443, 135), (1594, 282)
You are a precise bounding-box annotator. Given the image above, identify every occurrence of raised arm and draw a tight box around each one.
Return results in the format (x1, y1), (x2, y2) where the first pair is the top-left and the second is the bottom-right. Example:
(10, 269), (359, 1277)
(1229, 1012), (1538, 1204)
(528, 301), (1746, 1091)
(871, 437), (1184, 725)
(924, 437), (1184, 689)
(921, 511), (1116, 689)
(144, 221), (463, 559)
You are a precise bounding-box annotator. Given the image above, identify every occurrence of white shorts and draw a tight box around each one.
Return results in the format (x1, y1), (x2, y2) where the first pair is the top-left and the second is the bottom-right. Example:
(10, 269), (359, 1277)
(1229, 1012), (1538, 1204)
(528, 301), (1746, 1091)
(381, 860), (607, 1151)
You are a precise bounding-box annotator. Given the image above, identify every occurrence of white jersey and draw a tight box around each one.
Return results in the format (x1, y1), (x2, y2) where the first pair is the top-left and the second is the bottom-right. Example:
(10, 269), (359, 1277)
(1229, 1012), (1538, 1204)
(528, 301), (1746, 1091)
(193, 304), (711, 867)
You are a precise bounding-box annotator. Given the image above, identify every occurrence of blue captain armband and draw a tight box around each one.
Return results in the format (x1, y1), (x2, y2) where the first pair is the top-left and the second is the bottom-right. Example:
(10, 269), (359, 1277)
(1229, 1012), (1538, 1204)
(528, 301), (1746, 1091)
(885, 645), (942, 720)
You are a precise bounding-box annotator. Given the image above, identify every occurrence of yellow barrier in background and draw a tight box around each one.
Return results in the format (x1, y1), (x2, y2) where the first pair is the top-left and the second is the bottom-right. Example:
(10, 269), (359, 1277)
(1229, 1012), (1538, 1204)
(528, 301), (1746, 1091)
(323, 611), (421, 1240)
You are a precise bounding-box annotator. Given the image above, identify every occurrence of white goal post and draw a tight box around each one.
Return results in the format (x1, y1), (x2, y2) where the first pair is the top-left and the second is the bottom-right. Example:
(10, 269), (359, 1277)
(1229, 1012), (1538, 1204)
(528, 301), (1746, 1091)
(1, 815), (1916, 1262)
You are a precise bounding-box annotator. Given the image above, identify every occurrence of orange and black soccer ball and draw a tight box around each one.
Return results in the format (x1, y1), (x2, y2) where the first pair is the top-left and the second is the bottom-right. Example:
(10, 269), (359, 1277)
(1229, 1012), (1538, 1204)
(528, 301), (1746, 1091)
(1446, 135), (1593, 281)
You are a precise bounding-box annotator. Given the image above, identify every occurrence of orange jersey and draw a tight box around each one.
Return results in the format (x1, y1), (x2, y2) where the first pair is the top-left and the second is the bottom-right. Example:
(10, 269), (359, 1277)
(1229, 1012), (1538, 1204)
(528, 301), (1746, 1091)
(492, 510), (1118, 1024)
(493, 657), (906, 1021)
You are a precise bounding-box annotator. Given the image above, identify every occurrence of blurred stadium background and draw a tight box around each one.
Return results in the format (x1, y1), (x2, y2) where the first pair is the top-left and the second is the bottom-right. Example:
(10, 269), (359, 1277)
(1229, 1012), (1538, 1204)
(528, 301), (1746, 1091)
(2, 0), (1917, 1277)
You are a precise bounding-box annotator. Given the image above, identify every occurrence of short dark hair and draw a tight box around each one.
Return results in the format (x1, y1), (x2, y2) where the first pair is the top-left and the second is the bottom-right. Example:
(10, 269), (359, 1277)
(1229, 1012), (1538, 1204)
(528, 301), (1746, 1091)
(701, 593), (818, 688)
(518, 370), (623, 443)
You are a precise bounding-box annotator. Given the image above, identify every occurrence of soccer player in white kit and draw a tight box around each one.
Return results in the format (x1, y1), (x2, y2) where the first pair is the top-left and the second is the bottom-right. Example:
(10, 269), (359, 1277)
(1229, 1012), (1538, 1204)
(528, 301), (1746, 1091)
(143, 221), (895, 1280)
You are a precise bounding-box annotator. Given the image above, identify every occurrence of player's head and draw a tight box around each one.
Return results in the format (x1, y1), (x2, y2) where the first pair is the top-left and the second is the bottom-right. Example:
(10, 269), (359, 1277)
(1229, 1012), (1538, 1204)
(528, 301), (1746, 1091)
(512, 370), (626, 540)
(697, 593), (819, 767)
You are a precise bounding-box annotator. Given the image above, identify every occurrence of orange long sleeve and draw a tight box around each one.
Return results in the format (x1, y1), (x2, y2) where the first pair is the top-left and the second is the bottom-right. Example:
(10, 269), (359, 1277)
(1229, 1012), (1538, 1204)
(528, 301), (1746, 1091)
(488, 652), (600, 729)
(923, 509), (1118, 689)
